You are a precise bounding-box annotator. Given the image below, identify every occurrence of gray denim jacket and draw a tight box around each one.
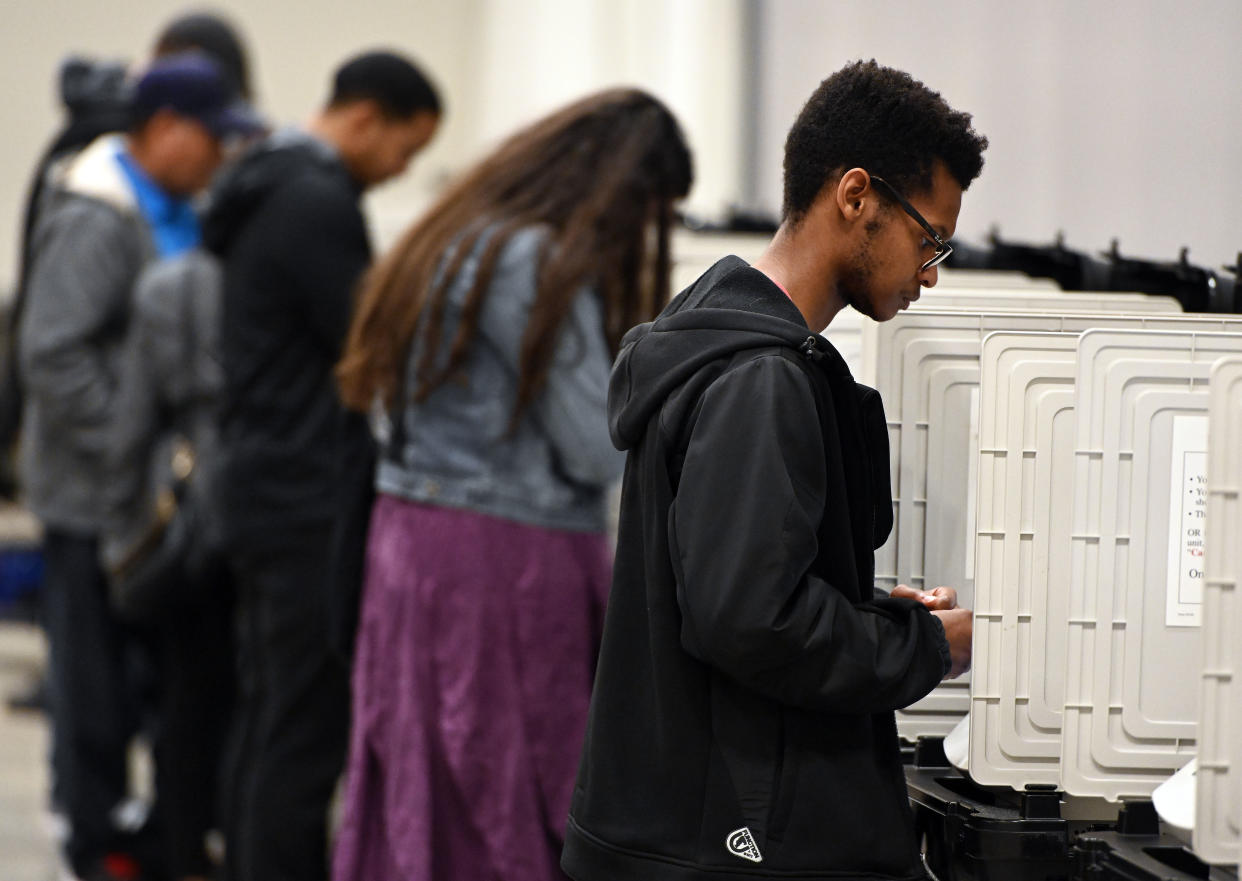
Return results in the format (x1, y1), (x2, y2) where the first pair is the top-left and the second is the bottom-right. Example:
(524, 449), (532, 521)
(376, 226), (622, 533)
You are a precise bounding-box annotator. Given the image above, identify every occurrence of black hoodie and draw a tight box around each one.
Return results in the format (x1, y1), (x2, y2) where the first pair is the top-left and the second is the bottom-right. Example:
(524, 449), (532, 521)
(563, 257), (950, 881)
(202, 131), (369, 546)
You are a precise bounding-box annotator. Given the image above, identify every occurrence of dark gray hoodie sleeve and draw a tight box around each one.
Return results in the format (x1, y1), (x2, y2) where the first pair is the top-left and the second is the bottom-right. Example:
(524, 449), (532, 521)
(99, 254), (216, 568)
(669, 353), (948, 714)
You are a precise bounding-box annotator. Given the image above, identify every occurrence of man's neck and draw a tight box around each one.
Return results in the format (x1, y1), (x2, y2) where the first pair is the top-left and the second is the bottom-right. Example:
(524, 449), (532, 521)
(305, 112), (340, 151)
(306, 112), (366, 190)
(752, 223), (846, 332)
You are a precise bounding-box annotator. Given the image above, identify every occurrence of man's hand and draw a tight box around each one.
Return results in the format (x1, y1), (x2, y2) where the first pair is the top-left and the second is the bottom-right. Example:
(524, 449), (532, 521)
(891, 584), (958, 611)
(931, 608), (972, 679)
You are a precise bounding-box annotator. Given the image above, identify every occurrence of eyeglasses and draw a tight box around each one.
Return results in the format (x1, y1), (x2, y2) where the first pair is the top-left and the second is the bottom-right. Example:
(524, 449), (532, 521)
(869, 175), (953, 272)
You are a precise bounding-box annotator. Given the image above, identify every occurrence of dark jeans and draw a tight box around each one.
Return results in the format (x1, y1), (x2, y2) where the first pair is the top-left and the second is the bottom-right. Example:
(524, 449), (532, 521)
(42, 529), (145, 875)
(223, 528), (350, 881)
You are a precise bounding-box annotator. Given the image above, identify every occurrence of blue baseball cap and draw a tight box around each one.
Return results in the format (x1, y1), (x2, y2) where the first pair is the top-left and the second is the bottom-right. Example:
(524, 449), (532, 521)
(131, 53), (265, 139)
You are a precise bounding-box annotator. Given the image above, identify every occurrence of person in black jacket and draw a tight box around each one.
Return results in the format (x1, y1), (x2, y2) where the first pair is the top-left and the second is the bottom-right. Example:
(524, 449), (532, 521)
(201, 51), (440, 881)
(563, 60), (987, 881)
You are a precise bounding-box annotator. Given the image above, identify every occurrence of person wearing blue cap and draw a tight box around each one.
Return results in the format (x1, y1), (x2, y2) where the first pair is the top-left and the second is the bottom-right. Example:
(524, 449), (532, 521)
(16, 51), (262, 881)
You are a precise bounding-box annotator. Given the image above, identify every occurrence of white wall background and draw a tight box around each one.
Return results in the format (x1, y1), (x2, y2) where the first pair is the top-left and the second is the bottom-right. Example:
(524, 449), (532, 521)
(751, 0), (1242, 274)
(2, 0), (1239, 294)
(0, 0), (743, 296)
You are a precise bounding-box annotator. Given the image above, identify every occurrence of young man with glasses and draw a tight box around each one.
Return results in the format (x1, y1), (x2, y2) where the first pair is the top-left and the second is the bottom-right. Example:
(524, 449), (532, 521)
(563, 60), (987, 881)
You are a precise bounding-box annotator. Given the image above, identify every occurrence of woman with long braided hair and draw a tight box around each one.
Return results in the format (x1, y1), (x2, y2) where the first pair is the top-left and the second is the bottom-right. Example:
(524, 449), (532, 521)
(333, 89), (692, 881)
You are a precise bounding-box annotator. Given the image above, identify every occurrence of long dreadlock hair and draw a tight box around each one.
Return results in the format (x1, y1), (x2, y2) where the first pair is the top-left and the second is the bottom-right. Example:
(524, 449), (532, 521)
(337, 87), (692, 421)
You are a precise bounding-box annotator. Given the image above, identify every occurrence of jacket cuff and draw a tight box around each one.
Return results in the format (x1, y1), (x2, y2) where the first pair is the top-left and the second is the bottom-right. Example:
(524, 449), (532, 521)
(928, 613), (952, 678)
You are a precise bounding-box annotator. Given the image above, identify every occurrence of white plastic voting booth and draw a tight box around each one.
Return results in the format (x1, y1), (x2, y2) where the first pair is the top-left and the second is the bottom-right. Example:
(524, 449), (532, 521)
(1194, 356), (1242, 865)
(826, 278), (1071, 376)
(871, 305), (1182, 601)
(872, 308), (1239, 742)
(970, 330), (1083, 787)
(830, 290), (1177, 400)
(858, 292), (1179, 387)
(936, 268), (1061, 290)
(1061, 330), (1242, 801)
(968, 322), (1242, 790)
(670, 231), (766, 294)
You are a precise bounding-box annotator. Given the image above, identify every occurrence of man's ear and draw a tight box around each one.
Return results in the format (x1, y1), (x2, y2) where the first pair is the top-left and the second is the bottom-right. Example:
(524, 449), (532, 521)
(344, 99), (384, 141)
(835, 167), (872, 223)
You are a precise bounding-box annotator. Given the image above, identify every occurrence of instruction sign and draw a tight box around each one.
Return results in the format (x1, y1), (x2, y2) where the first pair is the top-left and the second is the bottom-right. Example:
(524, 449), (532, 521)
(1166, 415), (1208, 627)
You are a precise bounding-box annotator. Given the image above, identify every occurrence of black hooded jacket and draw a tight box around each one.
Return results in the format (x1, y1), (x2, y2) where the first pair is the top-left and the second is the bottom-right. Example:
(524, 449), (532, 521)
(563, 257), (951, 881)
(202, 131), (369, 546)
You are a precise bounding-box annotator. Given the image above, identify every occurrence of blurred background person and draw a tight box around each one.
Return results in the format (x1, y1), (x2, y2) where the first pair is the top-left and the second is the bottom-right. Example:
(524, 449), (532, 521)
(16, 52), (261, 881)
(332, 87), (692, 881)
(90, 20), (258, 881)
(97, 74), (264, 879)
(151, 12), (253, 99)
(2, 10), (254, 499)
(2, 10), (253, 736)
(99, 246), (237, 881)
(201, 49), (440, 881)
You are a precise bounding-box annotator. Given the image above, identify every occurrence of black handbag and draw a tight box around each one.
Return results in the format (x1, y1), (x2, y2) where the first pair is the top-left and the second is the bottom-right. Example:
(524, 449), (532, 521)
(107, 438), (206, 624)
(106, 264), (223, 625)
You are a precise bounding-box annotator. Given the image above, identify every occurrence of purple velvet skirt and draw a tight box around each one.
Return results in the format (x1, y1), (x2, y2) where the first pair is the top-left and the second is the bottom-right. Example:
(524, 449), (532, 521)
(332, 494), (611, 881)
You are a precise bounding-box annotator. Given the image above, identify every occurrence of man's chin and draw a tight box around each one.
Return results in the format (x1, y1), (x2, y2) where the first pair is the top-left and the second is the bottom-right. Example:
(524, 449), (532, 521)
(842, 295), (879, 322)
(876, 298), (905, 322)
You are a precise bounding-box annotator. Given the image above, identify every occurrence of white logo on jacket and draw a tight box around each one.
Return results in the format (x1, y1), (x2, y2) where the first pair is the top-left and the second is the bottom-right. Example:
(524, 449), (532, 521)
(726, 827), (763, 863)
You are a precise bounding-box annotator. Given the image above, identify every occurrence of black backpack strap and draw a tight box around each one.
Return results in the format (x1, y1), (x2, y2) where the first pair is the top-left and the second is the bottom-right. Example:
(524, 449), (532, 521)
(382, 358), (409, 464)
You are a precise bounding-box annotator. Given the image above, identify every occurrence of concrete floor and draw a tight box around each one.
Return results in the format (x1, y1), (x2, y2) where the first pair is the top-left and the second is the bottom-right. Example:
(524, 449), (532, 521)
(0, 621), (63, 881)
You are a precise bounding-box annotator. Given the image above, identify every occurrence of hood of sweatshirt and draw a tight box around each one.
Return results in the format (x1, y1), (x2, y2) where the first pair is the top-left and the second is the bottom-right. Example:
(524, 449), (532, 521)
(54, 134), (136, 214)
(608, 255), (894, 550)
(202, 127), (357, 256)
(58, 56), (129, 119)
(608, 256), (855, 451)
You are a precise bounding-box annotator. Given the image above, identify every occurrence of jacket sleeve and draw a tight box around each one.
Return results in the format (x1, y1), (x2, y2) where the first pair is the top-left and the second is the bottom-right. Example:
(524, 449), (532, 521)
(18, 202), (139, 456)
(98, 280), (165, 569)
(531, 287), (624, 487)
(264, 175), (370, 359)
(669, 354), (948, 714)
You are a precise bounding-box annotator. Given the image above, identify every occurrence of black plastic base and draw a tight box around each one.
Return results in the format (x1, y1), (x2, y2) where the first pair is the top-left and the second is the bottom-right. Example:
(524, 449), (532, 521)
(907, 765), (1073, 880)
(905, 739), (1239, 881)
(1073, 804), (1237, 881)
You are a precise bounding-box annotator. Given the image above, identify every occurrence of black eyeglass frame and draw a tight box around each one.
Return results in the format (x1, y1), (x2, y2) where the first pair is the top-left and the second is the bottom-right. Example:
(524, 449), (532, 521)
(869, 175), (953, 272)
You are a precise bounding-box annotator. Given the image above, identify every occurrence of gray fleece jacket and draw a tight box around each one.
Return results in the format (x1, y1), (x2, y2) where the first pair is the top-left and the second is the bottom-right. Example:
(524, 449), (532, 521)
(18, 134), (155, 532)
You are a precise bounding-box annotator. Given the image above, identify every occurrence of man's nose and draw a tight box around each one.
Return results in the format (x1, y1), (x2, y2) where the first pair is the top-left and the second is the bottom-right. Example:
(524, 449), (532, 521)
(919, 264), (939, 288)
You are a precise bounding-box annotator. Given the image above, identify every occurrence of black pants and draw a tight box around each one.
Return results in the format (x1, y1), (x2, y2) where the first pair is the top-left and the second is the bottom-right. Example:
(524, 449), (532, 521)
(222, 528), (350, 881)
(154, 577), (235, 878)
(42, 528), (145, 876)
